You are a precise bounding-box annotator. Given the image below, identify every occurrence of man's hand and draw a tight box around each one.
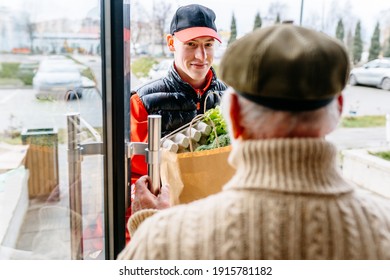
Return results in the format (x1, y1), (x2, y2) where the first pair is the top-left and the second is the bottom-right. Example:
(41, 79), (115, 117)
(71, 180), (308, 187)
(131, 175), (170, 214)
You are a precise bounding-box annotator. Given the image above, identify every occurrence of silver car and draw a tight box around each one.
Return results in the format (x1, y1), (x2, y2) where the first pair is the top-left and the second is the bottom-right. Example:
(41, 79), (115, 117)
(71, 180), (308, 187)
(33, 57), (83, 100)
(349, 58), (390, 91)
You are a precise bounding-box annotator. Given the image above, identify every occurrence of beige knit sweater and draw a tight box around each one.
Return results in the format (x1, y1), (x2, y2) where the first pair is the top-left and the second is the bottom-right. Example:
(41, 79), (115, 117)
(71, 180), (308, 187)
(118, 138), (390, 260)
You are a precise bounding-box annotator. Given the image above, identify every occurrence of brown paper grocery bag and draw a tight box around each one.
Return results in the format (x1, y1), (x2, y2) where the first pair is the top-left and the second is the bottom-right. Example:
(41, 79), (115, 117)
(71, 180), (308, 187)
(160, 145), (235, 205)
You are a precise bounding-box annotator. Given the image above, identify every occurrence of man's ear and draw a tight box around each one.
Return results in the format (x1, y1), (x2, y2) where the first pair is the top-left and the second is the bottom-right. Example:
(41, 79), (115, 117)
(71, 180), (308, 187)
(229, 93), (244, 139)
(337, 93), (343, 115)
(166, 34), (175, 51)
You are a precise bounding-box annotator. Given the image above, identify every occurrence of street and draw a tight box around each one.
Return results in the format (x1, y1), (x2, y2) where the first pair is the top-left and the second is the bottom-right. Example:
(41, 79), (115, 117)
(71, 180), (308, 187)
(342, 84), (390, 116)
(0, 88), (102, 132)
(323, 84), (390, 150)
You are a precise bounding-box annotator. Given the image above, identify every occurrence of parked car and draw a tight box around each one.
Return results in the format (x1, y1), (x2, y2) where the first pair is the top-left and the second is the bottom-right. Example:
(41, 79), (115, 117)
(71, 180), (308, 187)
(33, 57), (83, 100)
(349, 58), (390, 91)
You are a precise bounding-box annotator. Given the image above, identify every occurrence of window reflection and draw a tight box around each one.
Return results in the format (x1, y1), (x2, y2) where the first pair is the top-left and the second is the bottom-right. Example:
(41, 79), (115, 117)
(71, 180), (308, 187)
(0, 0), (104, 260)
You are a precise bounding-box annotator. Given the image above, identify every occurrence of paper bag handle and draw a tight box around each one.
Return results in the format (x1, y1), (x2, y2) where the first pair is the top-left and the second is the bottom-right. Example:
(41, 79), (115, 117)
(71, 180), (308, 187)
(188, 91), (221, 152)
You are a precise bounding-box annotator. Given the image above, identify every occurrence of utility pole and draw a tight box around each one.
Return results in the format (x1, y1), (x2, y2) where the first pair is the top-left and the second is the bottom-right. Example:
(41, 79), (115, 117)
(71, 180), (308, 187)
(299, 0), (304, 26)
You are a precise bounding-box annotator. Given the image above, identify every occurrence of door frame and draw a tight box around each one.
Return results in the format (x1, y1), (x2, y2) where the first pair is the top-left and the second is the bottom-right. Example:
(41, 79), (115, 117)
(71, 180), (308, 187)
(101, 0), (130, 259)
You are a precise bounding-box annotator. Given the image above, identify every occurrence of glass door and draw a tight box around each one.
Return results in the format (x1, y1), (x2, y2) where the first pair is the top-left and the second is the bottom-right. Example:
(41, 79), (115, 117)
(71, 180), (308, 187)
(0, 0), (126, 260)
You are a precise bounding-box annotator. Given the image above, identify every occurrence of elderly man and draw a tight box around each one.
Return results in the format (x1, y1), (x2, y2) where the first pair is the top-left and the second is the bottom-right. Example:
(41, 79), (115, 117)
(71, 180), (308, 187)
(119, 25), (390, 259)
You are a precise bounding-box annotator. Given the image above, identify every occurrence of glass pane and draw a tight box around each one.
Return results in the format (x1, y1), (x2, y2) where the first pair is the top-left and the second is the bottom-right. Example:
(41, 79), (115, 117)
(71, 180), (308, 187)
(0, 0), (105, 259)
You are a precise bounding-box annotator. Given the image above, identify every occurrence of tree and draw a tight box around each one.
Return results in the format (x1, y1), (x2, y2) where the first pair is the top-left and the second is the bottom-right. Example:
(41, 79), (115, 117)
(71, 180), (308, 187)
(253, 12), (262, 31)
(228, 13), (237, 46)
(346, 28), (354, 60)
(352, 21), (363, 65)
(275, 13), (281, 24)
(312, 0), (356, 37)
(153, 1), (172, 56)
(384, 35), (390, 57)
(335, 19), (345, 43)
(368, 22), (381, 61)
(267, 1), (287, 23)
(130, 0), (151, 56)
(20, 12), (36, 53)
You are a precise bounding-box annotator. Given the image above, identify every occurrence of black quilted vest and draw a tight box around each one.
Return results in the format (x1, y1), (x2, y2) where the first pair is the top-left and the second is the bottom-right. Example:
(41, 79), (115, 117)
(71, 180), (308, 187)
(132, 65), (227, 137)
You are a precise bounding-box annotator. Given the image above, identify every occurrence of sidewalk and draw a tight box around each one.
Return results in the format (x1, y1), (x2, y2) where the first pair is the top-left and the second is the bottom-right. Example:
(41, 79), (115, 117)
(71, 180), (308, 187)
(326, 126), (388, 150)
(12, 145), (105, 260)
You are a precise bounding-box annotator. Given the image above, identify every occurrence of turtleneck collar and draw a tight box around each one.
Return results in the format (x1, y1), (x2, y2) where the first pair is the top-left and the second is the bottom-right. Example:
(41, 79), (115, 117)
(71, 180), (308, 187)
(225, 138), (354, 195)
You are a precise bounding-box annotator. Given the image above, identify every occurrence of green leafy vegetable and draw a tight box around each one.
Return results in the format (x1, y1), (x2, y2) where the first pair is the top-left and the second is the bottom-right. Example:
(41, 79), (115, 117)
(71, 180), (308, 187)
(194, 107), (230, 151)
(195, 134), (231, 151)
(203, 106), (228, 144)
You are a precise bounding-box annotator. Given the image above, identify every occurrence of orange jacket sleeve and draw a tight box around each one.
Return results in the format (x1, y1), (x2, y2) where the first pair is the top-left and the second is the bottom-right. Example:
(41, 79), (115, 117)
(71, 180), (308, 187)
(130, 94), (148, 184)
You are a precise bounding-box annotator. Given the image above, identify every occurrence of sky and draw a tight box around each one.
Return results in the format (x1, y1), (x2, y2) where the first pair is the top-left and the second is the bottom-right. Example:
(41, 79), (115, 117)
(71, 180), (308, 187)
(140, 0), (390, 40)
(0, 0), (98, 21)
(2, 0), (390, 40)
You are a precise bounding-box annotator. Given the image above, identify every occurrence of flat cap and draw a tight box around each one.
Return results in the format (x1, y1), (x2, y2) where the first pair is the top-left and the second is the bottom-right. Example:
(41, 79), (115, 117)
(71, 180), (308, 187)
(220, 25), (350, 111)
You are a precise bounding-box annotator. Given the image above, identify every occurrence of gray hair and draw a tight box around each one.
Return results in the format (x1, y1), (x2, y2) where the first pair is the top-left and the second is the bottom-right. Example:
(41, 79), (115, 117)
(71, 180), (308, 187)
(221, 87), (340, 139)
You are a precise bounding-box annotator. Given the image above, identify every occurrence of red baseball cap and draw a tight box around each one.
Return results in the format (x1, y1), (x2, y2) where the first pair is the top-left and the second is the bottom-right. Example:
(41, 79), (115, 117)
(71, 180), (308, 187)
(170, 4), (221, 43)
